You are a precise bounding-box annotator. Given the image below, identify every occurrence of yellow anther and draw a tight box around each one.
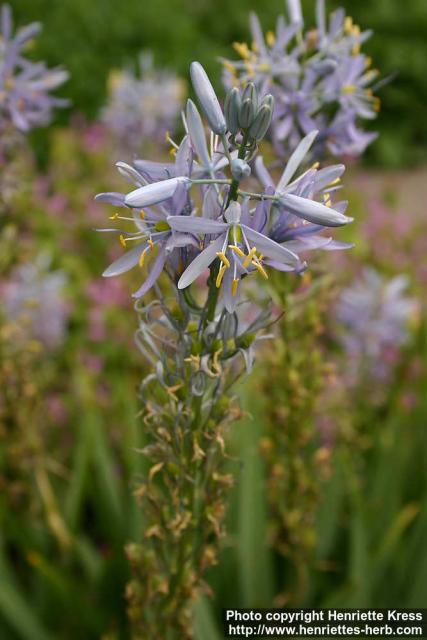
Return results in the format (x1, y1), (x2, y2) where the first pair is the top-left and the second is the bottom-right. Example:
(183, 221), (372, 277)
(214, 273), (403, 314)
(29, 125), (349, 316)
(330, 176), (341, 186)
(245, 63), (255, 78)
(119, 234), (127, 248)
(228, 244), (246, 259)
(258, 63), (272, 73)
(216, 264), (227, 288)
(252, 259), (268, 279)
(165, 130), (170, 142)
(344, 16), (353, 33)
(148, 238), (155, 250)
(233, 41), (251, 60)
(311, 161), (320, 170)
(323, 193), (332, 207)
(140, 209), (145, 219)
(342, 85), (356, 94)
(139, 247), (150, 267)
(243, 246), (257, 268)
(169, 147), (177, 157)
(365, 56), (372, 68)
(231, 278), (239, 297)
(223, 61), (236, 75)
(216, 251), (230, 268)
(373, 97), (381, 112)
(352, 43), (361, 56)
(266, 31), (276, 47)
(109, 212), (119, 220)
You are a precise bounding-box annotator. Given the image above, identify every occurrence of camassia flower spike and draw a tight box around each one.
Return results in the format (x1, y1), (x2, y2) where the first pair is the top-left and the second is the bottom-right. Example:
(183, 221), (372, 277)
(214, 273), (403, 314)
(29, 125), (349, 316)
(94, 57), (359, 639)
(221, 0), (383, 160)
(96, 61), (353, 309)
(0, 4), (68, 134)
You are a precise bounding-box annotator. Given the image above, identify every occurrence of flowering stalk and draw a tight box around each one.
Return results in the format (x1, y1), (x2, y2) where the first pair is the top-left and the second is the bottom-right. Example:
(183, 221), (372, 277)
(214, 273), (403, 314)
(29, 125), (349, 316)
(258, 272), (337, 603)
(95, 60), (352, 633)
(215, 0), (386, 604)
(125, 288), (263, 637)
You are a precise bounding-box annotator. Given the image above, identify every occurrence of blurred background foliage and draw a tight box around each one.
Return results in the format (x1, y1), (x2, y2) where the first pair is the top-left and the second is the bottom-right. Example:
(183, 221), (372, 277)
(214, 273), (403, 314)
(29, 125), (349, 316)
(12, 0), (427, 168)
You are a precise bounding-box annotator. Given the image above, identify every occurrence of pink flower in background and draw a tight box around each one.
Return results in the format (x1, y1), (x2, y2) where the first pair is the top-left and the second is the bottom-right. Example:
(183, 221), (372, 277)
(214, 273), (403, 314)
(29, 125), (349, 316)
(46, 395), (68, 426)
(82, 122), (107, 153)
(86, 277), (130, 308)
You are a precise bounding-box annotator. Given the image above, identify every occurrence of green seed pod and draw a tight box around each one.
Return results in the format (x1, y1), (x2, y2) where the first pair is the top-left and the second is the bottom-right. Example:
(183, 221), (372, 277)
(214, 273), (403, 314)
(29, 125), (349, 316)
(224, 87), (241, 135)
(236, 332), (256, 349)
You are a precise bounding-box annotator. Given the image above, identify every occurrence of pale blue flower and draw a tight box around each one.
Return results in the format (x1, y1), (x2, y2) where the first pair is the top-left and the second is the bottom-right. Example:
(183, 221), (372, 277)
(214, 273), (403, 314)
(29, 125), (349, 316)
(3, 253), (69, 348)
(168, 200), (303, 312)
(0, 4), (68, 133)
(336, 269), (419, 381)
(102, 51), (185, 150)
(96, 64), (353, 309)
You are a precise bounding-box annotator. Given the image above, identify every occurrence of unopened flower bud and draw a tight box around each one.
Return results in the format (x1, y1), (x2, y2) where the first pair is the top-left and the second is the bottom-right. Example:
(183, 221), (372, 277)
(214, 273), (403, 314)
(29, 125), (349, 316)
(249, 102), (274, 141)
(242, 82), (258, 108)
(230, 158), (251, 180)
(224, 87), (241, 135)
(260, 93), (275, 110)
(239, 99), (256, 129)
(310, 59), (338, 76)
(239, 83), (258, 129)
(190, 61), (227, 135)
(125, 177), (190, 208)
(286, 0), (303, 27)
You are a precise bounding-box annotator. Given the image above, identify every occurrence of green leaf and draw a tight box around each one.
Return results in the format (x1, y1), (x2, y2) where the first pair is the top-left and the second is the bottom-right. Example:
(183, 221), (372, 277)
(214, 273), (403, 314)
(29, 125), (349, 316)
(193, 597), (222, 640)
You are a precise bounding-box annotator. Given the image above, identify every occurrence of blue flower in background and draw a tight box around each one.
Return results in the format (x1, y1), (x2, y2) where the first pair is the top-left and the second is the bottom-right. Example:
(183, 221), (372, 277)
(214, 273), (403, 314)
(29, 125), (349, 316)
(0, 4), (68, 133)
(222, 0), (382, 160)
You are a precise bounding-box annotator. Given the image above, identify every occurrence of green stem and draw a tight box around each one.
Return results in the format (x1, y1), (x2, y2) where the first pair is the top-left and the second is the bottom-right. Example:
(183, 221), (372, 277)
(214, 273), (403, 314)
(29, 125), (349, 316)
(190, 178), (231, 186)
(226, 132), (250, 207)
(238, 190), (278, 201)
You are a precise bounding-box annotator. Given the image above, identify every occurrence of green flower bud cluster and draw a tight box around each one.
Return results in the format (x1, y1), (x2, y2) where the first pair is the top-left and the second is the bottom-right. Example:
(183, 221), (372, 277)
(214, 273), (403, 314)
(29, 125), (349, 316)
(224, 82), (274, 143)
